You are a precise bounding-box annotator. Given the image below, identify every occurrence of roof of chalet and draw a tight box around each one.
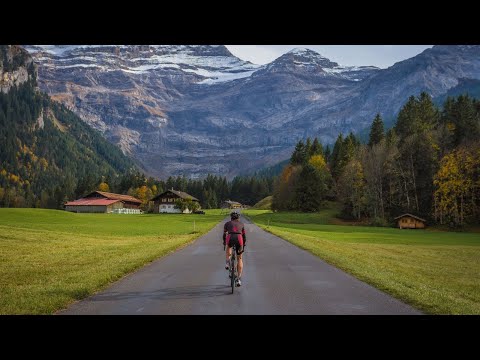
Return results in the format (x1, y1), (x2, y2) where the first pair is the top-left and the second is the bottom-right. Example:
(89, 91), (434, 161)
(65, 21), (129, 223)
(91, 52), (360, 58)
(223, 200), (242, 205)
(394, 213), (427, 222)
(65, 199), (121, 206)
(150, 189), (199, 202)
(86, 191), (142, 204)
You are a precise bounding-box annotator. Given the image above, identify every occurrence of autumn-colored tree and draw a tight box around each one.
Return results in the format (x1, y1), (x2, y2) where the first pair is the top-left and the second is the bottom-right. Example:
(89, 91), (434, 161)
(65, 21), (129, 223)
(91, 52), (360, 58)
(337, 159), (367, 220)
(98, 182), (110, 192)
(271, 164), (302, 211)
(308, 154), (327, 173)
(434, 146), (480, 226)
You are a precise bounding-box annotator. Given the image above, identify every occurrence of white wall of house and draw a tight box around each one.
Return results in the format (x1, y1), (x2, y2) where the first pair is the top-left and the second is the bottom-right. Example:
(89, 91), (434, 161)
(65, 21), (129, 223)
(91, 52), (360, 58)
(158, 204), (192, 214)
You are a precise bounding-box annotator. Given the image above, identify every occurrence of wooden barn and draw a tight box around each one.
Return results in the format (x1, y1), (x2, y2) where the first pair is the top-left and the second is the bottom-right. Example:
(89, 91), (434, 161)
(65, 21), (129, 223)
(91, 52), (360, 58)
(150, 189), (200, 213)
(64, 198), (124, 213)
(221, 200), (242, 209)
(395, 214), (427, 229)
(64, 191), (142, 213)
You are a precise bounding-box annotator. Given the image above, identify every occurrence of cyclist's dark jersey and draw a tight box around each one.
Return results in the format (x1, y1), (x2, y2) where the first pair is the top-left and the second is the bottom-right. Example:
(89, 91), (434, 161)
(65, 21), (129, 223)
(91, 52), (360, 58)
(224, 219), (246, 247)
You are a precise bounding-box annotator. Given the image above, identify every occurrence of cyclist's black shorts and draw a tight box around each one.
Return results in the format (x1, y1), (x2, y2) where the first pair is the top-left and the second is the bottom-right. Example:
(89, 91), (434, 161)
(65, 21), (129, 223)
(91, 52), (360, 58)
(226, 233), (243, 254)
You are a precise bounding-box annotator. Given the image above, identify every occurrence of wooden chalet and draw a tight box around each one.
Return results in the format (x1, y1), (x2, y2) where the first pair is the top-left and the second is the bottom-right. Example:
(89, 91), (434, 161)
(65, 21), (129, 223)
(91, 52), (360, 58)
(150, 189), (200, 213)
(394, 213), (427, 229)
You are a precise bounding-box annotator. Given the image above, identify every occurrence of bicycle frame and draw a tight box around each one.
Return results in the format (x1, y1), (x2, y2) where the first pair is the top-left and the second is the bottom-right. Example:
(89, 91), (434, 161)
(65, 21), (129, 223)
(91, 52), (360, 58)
(230, 244), (237, 294)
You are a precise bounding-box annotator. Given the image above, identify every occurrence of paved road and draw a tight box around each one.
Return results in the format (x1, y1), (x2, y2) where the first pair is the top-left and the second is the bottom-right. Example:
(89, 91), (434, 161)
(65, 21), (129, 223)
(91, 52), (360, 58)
(58, 217), (422, 315)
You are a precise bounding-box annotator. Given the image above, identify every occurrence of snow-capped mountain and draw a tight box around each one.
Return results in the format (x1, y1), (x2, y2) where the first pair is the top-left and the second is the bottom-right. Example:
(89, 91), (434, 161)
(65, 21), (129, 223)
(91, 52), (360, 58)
(255, 47), (380, 81)
(24, 45), (261, 84)
(23, 45), (480, 179)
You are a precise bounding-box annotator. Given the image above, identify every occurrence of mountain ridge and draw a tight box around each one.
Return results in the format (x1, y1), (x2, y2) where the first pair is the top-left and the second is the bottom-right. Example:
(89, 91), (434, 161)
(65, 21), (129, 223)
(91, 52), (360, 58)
(22, 45), (480, 179)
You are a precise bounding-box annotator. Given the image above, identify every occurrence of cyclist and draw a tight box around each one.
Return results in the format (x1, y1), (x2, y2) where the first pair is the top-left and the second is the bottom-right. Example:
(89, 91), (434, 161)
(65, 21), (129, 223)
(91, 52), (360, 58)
(223, 211), (246, 287)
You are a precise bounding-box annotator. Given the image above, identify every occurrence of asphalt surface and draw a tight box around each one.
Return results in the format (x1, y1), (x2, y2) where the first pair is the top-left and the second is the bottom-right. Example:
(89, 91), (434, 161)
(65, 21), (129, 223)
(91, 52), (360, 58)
(58, 217), (422, 315)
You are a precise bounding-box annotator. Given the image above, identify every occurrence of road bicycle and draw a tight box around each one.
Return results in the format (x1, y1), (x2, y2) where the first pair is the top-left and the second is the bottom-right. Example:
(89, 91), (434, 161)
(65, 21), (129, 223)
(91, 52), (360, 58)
(224, 243), (240, 294)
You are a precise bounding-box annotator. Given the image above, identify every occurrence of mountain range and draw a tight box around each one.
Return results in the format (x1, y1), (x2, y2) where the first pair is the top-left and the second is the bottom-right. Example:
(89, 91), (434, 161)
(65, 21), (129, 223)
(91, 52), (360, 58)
(23, 45), (480, 178)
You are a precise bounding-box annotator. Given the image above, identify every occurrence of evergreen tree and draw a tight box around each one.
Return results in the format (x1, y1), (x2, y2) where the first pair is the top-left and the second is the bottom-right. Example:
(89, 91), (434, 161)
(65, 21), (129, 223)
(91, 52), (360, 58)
(330, 133), (344, 179)
(290, 140), (308, 165)
(368, 113), (385, 147)
(324, 145), (331, 163)
(295, 164), (323, 212)
(305, 137), (312, 159)
(311, 137), (324, 157)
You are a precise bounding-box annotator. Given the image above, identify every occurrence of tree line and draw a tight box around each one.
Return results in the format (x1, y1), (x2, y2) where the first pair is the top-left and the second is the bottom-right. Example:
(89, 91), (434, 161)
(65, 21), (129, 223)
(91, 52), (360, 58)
(94, 171), (274, 211)
(272, 92), (480, 228)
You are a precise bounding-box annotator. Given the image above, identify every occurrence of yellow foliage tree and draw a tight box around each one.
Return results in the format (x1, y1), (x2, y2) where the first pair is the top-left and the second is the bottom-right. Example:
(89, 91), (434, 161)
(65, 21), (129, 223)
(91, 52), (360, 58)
(39, 158), (48, 170)
(98, 182), (110, 192)
(434, 146), (480, 226)
(9, 174), (20, 184)
(308, 154), (327, 173)
(136, 185), (148, 201)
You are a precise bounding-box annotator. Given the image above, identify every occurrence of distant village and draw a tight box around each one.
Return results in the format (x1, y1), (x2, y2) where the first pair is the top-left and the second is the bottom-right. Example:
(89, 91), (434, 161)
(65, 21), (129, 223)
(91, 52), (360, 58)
(64, 189), (245, 214)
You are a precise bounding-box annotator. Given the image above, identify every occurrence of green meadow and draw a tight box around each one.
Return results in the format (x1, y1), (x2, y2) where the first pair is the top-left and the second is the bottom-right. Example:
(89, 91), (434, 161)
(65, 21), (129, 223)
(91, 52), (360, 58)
(0, 208), (224, 314)
(243, 209), (480, 315)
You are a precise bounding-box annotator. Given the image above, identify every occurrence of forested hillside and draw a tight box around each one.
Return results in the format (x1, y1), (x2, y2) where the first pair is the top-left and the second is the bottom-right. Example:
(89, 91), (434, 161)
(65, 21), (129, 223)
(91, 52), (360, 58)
(272, 92), (480, 228)
(0, 45), (136, 208)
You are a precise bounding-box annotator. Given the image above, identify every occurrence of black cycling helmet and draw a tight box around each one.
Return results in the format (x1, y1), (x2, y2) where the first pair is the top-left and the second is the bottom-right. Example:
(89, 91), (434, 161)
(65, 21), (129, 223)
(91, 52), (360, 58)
(230, 211), (240, 220)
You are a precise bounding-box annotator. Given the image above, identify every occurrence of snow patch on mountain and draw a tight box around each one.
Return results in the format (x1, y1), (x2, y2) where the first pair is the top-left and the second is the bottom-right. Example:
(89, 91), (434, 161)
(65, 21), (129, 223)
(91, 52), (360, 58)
(24, 45), (261, 84)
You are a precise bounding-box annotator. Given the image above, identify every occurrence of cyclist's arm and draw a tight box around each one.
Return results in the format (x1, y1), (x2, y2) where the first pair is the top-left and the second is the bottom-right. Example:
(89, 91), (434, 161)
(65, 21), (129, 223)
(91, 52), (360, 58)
(223, 223), (227, 245)
(242, 227), (246, 245)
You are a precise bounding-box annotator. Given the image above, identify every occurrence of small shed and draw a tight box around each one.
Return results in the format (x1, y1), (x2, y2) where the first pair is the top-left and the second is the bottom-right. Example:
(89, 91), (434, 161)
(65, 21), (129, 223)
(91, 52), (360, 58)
(394, 214), (426, 229)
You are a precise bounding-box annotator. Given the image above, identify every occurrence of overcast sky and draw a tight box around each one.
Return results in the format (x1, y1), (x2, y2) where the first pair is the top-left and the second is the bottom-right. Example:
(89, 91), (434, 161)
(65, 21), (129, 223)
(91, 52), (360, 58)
(225, 45), (434, 69)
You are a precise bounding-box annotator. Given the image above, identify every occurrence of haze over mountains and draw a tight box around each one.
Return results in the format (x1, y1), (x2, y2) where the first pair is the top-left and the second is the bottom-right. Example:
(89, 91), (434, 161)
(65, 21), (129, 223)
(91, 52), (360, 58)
(23, 45), (480, 179)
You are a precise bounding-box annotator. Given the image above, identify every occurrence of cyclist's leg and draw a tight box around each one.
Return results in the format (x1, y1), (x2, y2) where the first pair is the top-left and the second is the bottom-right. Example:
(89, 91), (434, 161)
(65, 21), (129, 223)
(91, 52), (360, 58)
(237, 252), (243, 279)
(225, 246), (232, 269)
(237, 235), (244, 279)
(225, 234), (232, 268)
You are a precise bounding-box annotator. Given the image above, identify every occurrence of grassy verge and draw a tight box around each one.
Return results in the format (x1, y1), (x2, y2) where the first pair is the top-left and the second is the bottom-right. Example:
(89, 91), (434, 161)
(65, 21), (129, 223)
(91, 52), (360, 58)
(243, 209), (480, 314)
(0, 208), (224, 314)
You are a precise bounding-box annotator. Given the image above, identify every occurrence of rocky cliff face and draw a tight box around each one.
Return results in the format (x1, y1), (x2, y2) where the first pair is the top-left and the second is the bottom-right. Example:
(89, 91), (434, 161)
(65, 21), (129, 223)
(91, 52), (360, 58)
(0, 45), (36, 93)
(23, 45), (480, 178)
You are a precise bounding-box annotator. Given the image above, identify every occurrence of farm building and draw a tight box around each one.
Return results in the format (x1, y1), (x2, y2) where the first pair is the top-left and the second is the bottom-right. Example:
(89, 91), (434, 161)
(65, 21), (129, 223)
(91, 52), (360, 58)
(150, 189), (200, 213)
(64, 191), (143, 214)
(394, 214), (426, 229)
(221, 200), (242, 209)
(83, 191), (142, 209)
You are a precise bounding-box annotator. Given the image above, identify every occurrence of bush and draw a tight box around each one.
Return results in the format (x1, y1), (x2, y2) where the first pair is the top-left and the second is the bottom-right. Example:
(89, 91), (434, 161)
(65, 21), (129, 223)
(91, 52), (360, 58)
(369, 217), (389, 227)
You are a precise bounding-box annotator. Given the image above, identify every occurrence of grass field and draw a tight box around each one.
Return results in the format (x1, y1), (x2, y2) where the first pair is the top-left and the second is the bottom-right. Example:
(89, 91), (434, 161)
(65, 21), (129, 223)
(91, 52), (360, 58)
(243, 209), (480, 314)
(252, 196), (273, 210)
(0, 208), (224, 314)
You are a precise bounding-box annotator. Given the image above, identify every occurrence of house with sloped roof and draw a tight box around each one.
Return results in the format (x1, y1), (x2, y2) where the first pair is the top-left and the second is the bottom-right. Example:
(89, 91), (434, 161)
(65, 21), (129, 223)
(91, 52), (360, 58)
(150, 189), (200, 213)
(64, 191), (142, 213)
